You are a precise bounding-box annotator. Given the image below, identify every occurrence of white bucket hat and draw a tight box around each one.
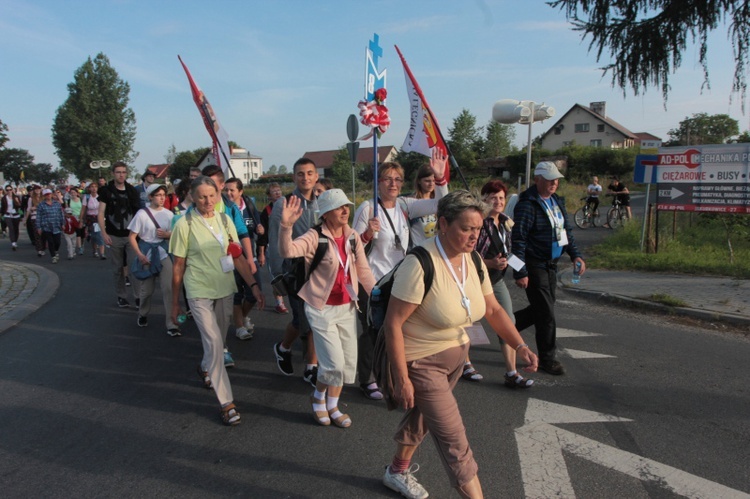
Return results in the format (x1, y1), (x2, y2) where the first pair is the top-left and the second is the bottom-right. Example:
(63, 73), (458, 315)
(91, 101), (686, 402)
(317, 188), (353, 215)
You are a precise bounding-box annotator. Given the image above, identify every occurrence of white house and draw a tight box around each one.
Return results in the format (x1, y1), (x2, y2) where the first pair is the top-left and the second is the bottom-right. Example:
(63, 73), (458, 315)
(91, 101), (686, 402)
(539, 102), (640, 150)
(195, 148), (263, 183)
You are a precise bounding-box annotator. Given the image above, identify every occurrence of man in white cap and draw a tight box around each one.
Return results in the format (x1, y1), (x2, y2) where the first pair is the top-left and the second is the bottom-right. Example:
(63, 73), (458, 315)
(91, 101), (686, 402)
(511, 161), (586, 375)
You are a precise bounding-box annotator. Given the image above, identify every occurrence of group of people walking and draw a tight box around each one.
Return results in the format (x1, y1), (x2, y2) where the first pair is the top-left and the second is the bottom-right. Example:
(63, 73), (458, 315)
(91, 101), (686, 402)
(3, 155), (586, 499)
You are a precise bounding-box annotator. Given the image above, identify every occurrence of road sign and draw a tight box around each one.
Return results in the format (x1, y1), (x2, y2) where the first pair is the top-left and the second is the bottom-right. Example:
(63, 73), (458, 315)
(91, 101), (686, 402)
(653, 145), (750, 213)
(346, 142), (359, 164)
(346, 114), (359, 142)
(633, 154), (658, 184)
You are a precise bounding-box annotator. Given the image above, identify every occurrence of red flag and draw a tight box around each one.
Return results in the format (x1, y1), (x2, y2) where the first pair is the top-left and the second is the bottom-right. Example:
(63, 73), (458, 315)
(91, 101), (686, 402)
(395, 45), (450, 182)
(178, 55), (232, 177)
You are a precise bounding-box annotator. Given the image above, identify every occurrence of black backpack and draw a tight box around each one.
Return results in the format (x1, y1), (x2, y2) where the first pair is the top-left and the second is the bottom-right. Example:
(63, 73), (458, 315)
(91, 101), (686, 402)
(367, 246), (484, 332)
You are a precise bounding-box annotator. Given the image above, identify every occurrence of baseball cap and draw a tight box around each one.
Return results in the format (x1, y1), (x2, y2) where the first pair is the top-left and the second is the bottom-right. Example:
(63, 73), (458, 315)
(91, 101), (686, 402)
(146, 184), (167, 196)
(42, 188), (52, 195)
(317, 188), (353, 215)
(64, 207), (73, 214)
(534, 161), (564, 180)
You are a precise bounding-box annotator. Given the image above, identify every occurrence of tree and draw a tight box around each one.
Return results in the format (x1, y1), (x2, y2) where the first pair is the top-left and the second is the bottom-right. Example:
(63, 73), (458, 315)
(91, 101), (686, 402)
(52, 53), (137, 180)
(169, 147), (210, 180)
(0, 148), (35, 184)
(394, 150), (430, 184)
(267, 165), (278, 175)
(735, 130), (750, 143)
(482, 121), (516, 158)
(448, 109), (483, 170)
(24, 162), (67, 186)
(666, 113), (740, 145)
(0, 118), (8, 150)
(329, 147), (356, 189)
(550, 1), (750, 108)
(278, 165), (288, 174)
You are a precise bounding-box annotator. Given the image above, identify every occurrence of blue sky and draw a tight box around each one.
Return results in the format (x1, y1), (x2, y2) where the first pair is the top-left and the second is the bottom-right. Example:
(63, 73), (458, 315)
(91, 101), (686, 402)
(1, 0), (747, 180)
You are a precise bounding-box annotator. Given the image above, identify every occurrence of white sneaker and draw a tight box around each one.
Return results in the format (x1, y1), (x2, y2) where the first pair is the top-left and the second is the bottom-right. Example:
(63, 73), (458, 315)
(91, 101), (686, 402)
(244, 317), (255, 331)
(383, 464), (429, 499)
(236, 326), (253, 340)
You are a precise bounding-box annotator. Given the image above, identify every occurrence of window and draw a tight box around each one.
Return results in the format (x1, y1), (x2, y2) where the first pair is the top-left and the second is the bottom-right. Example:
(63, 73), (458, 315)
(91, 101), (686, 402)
(562, 141), (573, 147)
(575, 123), (589, 133)
(590, 139), (602, 147)
(597, 124), (605, 132)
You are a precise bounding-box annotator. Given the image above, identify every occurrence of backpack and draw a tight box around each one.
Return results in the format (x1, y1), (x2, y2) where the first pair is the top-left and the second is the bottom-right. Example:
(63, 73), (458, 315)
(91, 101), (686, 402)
(281, 225), (358, 296)
(371, 246), (484, 410)
(367, 246), (484, 332)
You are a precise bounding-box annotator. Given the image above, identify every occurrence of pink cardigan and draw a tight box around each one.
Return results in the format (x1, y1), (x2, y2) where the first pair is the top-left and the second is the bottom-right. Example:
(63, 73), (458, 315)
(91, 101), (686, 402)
(279, 223), (376, 311)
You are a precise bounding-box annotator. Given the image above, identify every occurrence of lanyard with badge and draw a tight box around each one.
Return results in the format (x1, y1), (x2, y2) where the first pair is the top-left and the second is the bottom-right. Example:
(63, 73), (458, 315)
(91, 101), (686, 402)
(541, 197), (568, 247)
(436, 236), (471, 323)
(332, 236), (359, 301)
(197, 213), (235, 273)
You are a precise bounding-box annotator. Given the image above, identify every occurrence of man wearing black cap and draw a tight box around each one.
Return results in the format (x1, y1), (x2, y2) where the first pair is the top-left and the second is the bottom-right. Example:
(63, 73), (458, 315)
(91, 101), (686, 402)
(511, 161), (586, 375)
(136, 169), (156, 209)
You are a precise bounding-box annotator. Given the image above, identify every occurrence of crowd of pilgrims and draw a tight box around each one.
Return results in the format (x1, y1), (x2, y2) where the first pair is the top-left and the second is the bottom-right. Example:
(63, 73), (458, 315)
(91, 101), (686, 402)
(2, 153), (593, 499)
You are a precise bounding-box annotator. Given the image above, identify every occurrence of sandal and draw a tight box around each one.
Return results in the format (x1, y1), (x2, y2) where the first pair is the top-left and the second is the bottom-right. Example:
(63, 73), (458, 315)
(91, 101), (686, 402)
(310, 395), (331, 426)
(360, 383), (384, 400)
(197, 365), (212, 389)
(328, 407), (352, 428)
(462, 363), (484, 382)
(504, 372), (534, 389)
(220, 403), (241, 426)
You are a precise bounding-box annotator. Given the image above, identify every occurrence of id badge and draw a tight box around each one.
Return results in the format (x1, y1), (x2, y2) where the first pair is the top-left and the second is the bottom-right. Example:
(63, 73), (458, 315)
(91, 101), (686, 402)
(220, 254), (235, 273)
(558, 230), (569, 246)
(345, 283), (358, 301)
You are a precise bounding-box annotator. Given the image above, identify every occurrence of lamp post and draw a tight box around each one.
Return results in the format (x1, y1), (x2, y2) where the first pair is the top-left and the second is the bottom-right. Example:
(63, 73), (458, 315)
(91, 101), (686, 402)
(492, 99), (555, 188)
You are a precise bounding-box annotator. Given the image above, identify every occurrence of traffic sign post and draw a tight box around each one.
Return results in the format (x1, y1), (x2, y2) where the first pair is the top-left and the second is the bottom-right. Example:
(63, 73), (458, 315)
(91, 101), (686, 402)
(653, 145), (750, 213)
(346, 114), (359, 203)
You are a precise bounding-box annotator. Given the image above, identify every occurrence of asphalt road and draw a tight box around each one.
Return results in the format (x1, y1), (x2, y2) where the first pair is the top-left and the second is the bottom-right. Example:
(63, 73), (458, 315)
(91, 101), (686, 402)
(1, 197), (748, 498)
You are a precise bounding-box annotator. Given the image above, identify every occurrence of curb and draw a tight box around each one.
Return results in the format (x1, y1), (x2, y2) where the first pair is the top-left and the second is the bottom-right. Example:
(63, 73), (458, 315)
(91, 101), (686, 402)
(0, 262), (60, 334)
(558, 274), (750, 329)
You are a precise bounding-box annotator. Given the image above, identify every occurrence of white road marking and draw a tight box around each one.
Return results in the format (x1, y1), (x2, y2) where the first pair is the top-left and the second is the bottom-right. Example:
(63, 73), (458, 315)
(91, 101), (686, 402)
(517, 399), (750, 499)
(560, 347), (616, 359)
(557, 328), (601, 338)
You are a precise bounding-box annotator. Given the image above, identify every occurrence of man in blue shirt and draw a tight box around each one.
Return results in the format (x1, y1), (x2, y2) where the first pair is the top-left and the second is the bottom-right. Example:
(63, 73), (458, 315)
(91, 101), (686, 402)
(511, 162), (586, 375)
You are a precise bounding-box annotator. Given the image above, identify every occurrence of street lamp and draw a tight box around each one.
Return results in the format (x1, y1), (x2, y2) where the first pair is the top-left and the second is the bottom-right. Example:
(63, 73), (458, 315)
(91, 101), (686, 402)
(492, 99), (555, 188)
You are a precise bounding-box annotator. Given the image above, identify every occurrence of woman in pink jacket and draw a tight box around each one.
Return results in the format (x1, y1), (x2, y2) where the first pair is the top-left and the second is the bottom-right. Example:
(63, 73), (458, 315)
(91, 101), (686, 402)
(279, 189), (376, 428)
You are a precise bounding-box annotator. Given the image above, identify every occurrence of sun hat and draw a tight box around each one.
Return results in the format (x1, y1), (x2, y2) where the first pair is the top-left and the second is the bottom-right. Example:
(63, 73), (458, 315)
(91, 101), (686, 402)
(534, 161), (564, 180)
(142, 169), (156, 180)
(317, 188), (353, 215)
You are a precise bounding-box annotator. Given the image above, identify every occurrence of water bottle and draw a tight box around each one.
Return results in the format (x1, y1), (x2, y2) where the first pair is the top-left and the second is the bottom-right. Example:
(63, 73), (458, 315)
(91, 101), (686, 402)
(371, 287), (381, 303)
(572, 261), (582, 284)
(177, 313), (187, 324)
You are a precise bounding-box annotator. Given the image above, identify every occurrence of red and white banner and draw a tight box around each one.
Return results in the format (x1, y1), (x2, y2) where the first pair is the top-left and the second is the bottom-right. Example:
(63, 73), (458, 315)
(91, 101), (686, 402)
(395, 45), (449, 182)
(178, 55), (232, 177)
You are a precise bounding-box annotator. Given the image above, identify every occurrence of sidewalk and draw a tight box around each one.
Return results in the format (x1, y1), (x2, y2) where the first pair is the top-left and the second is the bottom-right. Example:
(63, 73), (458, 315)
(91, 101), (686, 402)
(0, 261), (59, 334)
(560, 268), (750, 328)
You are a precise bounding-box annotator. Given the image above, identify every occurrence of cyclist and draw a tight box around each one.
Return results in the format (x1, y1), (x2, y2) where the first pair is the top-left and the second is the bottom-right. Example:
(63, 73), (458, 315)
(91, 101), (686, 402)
(608, 176), (632, 220)
(586, 176), (602, 216)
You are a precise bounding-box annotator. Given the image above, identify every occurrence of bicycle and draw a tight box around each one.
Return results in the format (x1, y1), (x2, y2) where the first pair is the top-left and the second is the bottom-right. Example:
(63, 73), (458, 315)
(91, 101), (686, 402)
(606, 197), (629, 229)
(574, 197), (602, 229)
